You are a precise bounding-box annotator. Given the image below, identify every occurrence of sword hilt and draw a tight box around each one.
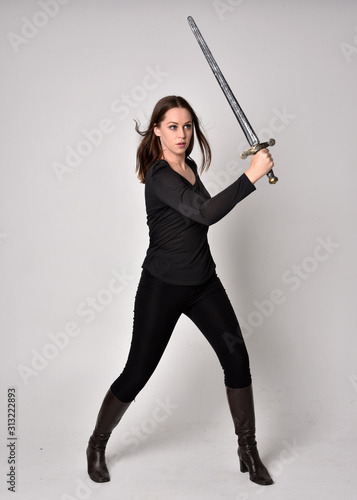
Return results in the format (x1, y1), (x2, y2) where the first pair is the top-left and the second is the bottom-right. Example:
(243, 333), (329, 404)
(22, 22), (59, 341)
(240, 138), (278, 184)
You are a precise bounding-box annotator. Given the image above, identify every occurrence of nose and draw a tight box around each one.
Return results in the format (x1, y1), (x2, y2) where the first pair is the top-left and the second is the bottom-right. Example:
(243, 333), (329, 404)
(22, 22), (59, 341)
(179, 127), (186, 138)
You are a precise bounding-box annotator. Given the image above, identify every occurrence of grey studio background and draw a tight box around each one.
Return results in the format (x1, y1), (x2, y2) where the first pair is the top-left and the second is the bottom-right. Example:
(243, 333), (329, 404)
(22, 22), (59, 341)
(1, 0), (356, 499)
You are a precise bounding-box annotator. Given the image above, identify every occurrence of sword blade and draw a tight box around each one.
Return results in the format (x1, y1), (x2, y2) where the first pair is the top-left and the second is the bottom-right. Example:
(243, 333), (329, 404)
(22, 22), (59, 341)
(187, 16), (258, 147)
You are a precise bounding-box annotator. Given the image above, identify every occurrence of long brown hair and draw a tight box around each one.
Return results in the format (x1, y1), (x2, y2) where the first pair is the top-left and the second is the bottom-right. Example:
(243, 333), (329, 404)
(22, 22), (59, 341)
(135, 95), (211, 183)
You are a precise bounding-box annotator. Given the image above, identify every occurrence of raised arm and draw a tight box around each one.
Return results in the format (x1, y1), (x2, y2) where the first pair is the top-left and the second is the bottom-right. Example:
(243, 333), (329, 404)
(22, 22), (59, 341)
(148, 162), (256, 226)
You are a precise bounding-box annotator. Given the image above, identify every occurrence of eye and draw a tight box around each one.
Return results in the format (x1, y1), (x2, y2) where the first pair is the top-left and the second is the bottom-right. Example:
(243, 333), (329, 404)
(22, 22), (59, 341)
(184, 124), (192, 130)
(169, 125), (177, 130)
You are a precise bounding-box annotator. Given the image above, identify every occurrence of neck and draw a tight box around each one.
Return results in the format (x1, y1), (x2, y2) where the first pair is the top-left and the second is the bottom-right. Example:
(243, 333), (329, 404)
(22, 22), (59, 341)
(161, 151), (187, 170)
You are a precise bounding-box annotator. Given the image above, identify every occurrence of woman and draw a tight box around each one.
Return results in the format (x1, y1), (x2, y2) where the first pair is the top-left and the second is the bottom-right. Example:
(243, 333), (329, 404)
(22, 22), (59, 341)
(86, 95), (275, 486)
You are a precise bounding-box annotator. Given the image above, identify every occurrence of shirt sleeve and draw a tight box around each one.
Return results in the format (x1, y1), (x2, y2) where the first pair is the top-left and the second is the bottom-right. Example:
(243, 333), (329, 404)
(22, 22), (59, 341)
(148, 161), (256, 226)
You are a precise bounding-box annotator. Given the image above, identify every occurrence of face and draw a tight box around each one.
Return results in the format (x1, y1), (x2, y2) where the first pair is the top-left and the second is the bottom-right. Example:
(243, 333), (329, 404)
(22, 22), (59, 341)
(154, 107), (193, 160)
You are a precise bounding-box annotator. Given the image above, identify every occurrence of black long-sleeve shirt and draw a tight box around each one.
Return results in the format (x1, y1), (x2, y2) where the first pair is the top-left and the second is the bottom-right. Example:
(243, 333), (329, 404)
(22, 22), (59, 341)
(142, 157), (256, 285)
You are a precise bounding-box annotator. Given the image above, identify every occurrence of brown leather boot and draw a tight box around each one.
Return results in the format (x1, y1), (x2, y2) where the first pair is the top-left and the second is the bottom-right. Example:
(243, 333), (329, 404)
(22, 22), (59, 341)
(86, 388), (131, 483)
(226, 384), (273, 486)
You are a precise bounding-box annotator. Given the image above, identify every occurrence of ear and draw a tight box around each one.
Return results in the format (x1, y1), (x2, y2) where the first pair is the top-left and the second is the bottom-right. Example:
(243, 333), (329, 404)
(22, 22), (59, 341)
(153, 124), (161, 137)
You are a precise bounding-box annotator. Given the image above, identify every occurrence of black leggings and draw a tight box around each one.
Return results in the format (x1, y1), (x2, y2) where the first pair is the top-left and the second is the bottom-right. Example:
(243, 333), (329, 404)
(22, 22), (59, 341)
(110, 269), (251, 402)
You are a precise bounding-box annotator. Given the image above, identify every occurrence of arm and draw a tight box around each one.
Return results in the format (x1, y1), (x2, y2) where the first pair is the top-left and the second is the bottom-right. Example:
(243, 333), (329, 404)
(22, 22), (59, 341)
(149, 162), (256, 226)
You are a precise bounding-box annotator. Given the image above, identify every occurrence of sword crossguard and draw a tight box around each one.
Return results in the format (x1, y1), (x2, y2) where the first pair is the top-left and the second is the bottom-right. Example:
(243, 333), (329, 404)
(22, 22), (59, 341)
(240, 138), (278, 184)
(240, 138), (275, 159)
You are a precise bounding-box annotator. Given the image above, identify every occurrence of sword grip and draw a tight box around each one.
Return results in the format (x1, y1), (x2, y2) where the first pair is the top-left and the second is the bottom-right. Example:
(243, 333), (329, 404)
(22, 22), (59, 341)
(240, 138), (278, 184)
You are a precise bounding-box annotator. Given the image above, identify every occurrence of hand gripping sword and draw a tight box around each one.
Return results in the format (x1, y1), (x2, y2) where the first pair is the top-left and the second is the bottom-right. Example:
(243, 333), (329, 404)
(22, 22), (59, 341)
(187, 16), (278, 184)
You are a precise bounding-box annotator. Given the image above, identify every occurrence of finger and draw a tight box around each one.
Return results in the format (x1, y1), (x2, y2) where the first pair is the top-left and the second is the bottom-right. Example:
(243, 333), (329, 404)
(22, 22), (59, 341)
(259, 148), (269, 155)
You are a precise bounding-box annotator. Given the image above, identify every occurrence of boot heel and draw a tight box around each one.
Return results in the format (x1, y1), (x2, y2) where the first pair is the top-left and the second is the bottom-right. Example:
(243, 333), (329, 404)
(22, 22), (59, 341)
(239, 458), (248, 473)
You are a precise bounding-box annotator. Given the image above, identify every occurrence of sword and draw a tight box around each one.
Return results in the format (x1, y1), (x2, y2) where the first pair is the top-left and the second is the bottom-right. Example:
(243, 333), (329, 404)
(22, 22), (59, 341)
(187, 16), (278, 184)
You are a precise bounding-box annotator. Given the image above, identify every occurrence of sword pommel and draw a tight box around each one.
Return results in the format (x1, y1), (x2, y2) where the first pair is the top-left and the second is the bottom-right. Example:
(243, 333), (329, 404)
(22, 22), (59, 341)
(267, 171), (278, 184)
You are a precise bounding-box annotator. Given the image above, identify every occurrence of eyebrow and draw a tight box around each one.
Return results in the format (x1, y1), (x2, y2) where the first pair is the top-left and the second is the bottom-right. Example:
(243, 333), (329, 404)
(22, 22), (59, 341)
(167, 121), (192, 125)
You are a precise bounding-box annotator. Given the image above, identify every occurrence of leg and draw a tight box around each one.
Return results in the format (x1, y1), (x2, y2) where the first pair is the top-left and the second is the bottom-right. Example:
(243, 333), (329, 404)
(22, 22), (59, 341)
(183, 277), (251, 388)
(87, 270), (186, 482)
(184, 277), (273, 485)
(111, 269), (186, 401)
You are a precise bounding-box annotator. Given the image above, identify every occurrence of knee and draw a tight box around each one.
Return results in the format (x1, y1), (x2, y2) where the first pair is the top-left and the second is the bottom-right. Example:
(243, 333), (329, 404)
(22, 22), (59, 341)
(220, 347), (251, 389)
(224, 368), (252, 389)
(110, 369), (145, 401)
(111, 378), (140, 402)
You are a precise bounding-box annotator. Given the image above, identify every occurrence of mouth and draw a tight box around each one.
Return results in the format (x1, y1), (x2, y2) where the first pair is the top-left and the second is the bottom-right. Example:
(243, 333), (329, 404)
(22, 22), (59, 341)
(177, 142), (186, 147)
